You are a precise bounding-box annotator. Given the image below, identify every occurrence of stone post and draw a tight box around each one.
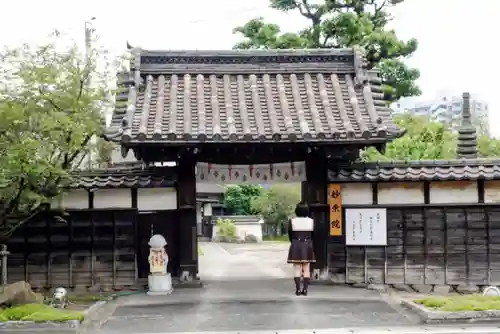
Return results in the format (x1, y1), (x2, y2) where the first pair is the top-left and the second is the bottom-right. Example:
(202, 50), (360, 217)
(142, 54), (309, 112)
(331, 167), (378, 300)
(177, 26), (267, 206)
(147, 234), (173, 295)
(0, 244), (10, 286)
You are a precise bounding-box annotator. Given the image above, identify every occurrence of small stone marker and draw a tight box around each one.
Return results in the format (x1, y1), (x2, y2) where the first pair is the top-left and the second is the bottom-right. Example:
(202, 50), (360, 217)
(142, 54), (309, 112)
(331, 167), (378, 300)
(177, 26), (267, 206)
(483, 286), (500, 296)
(147, 234), (173, 296)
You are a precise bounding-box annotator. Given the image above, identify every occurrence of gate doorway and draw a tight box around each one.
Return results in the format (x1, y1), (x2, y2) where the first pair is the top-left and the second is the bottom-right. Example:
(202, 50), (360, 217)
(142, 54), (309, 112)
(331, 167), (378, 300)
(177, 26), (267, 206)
(136, 210), (179, 279)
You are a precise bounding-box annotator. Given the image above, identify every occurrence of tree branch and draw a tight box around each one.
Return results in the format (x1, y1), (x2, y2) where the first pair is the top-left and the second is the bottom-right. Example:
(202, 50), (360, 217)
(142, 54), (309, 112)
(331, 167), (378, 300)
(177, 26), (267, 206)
(65, 135), (91, 169)
(3, 178), (26, 218)
(4, 204), (43, 238)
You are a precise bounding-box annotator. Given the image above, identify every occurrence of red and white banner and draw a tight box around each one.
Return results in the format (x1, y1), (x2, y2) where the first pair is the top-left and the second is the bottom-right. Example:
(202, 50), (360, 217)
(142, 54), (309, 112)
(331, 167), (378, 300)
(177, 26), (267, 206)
(196, 162), (306, 184)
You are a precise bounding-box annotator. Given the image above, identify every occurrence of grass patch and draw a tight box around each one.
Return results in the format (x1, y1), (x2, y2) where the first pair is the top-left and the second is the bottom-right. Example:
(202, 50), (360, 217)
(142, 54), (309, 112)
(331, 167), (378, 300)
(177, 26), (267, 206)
(198, 245), (204, 255)
(263, 235), (289, 242)
(0, 304), (84, 322)
(414, 295), (500, 312)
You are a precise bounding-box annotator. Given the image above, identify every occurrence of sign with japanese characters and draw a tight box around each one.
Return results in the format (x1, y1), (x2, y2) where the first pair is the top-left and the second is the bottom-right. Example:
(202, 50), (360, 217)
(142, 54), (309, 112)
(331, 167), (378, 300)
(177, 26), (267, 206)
(345, 208), (387, 246)
(328, 184), (342, 236)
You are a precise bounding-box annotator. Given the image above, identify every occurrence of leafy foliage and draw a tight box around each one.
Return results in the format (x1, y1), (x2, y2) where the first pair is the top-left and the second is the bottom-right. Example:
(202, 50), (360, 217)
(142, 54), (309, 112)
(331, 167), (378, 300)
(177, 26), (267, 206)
(478, 135), (500, 158)
(223, 184), (264, 215)
(95, 138), (115, 168)
(252, 184), (301, 230)
(233, 0), (420, 100)
(215, 218), (237, 242)
(0, 31), (119, 241)
(362, 113), (500, 161)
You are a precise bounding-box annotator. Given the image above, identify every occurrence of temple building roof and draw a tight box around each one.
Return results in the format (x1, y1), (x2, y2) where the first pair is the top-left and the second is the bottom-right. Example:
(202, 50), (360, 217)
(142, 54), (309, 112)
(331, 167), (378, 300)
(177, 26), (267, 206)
(105, 48), (403, 145)
(72, 166), (176, 189)
(71, 159), (500, 189)
(328, 159), (500, 182)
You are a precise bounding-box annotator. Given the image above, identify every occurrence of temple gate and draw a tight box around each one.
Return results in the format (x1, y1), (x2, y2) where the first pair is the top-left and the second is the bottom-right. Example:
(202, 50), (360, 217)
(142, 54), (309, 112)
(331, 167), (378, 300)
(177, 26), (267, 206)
(104, 47), (403, 281)
(8, 50), (500, 293)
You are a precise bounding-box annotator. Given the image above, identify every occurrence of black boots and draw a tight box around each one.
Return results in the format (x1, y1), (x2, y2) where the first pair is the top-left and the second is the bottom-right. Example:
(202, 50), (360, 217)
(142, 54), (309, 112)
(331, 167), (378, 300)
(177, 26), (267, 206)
(294, 277), (310, 296)
(302, 277), (310, 296)
(294, 277), (301, 295)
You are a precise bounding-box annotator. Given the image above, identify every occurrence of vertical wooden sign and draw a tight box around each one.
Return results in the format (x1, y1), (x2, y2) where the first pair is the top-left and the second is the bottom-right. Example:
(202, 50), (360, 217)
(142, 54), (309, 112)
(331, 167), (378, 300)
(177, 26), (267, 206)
(328, 184), (342, 236)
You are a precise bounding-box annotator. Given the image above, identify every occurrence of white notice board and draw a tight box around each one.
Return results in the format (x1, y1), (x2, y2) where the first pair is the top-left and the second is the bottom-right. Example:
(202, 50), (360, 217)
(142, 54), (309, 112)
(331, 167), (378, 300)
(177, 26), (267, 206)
(345, 208), (387, 246)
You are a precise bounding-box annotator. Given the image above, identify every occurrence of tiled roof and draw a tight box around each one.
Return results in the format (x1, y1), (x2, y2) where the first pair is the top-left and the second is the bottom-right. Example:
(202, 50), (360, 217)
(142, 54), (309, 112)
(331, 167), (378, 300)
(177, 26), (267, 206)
(72, 167), (176, 189)
(328, 159), (500, 182)
(105, 49), (403, 144)
(71, 159), (500, 188)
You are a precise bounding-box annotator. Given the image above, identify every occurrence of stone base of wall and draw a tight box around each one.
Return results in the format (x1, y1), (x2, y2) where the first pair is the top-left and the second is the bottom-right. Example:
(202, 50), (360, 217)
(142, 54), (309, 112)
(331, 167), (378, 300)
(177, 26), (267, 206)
(390, 283), (482, 294)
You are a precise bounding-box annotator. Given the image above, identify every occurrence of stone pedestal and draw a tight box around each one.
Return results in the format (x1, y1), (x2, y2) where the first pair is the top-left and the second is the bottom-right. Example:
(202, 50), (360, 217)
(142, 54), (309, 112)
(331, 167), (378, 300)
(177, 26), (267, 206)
(147, 273), (173, 295)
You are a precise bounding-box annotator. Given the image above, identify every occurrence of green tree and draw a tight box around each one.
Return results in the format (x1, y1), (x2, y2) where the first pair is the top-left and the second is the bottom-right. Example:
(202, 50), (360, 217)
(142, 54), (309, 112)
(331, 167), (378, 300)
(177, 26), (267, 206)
(362, 114), (457, 161)
(0, 31), (119, 244)
(478, 135), (500, 158)
(223, 184), (264, 215)
(233, 0), (420, 100)
(362, 113), (500, 161)
(251, 184), (301, 233)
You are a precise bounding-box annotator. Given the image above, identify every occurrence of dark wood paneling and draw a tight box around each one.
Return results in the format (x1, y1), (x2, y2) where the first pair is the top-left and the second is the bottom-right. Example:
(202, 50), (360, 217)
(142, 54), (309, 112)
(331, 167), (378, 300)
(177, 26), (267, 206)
(7, 209), (138, 289)
(303, 154), (329, 273)
(328, 204), (500, 286)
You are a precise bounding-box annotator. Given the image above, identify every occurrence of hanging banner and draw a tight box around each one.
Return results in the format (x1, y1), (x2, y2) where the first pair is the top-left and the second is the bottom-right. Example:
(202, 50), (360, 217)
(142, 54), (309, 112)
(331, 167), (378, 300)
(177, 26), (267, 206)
(328, 184), (342, 236)
(345, 208), (387, 246)
(196, 162), (306, 184)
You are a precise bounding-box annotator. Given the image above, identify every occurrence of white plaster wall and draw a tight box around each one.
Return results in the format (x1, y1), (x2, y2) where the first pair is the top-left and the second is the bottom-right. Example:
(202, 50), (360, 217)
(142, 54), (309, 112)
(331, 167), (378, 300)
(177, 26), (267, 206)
(203, 203), (213, 216)
(236, 223), (264, 242)
(485, 181), (500, 203)
(341, 183), (373, 205)
(54, 189), (89, 209)
(378, 182), (425, 204)
(212, 223), (264, 242)
(429, 181), (478, 204)
(137, 188), (177, 211)
(94, 189), (132, 208)
(197, 203), (202, 223)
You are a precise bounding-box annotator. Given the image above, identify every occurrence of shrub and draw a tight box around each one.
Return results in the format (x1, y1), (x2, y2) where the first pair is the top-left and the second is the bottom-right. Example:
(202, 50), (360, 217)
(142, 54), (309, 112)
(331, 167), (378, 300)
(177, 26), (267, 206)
(215, 218), (236, 242)
(244, 234), (258, 243)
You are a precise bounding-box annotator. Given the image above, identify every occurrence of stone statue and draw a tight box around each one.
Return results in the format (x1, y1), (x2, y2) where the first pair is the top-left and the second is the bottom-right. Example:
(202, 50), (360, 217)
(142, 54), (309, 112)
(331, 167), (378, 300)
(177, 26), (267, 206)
(148, 234), (168, 275)
(147, 234), (173, 295)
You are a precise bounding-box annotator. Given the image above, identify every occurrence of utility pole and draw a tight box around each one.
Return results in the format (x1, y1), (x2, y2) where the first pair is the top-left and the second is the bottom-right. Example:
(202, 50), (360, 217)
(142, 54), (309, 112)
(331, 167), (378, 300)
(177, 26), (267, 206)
(84, 17), (96, 170)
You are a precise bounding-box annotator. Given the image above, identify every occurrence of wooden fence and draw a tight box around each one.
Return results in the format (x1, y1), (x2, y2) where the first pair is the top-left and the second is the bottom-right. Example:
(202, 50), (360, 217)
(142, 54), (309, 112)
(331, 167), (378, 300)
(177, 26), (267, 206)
(328, 204), (500, 286)
(7, 209), (138, 289)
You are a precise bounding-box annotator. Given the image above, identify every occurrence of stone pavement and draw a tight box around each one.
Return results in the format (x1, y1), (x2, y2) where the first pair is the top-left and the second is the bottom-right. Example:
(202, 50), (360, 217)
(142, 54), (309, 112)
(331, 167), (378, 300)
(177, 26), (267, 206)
(199, 241), (293, 281)
(89, 242), (417, 333)
(104, 327), (500, 334)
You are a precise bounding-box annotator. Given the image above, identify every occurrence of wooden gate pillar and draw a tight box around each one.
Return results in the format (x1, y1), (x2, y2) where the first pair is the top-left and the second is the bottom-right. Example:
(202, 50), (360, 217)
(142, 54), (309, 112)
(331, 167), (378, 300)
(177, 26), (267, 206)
(176, 155), (198, 281)
(302, 152), (329, 278)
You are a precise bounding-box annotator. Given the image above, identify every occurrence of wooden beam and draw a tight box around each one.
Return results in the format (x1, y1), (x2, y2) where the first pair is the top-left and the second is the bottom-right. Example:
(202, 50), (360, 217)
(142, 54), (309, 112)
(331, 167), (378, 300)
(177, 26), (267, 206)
(176, 153), (198, 280)
(303, 151), (328, 273)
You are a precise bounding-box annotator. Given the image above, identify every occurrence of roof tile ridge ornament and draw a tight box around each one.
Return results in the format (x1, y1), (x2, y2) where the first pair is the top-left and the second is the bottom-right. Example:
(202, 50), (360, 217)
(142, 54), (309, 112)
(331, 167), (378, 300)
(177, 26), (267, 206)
(121, 44), (142, 143)
(457, 92), (478, 159)
(353, 47), (369, 87)
(354, 48), (387, 137)
(138, 48), (356, 75)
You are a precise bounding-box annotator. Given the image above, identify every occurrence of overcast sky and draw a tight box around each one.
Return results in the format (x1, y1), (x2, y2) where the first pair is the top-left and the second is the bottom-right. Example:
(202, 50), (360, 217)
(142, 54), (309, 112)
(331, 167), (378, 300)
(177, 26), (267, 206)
(2, 0), (499, 135)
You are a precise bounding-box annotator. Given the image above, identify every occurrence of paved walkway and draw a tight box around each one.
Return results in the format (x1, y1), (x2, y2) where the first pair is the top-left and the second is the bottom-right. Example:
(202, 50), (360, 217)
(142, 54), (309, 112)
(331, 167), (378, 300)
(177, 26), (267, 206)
(91, 242), (416, 333)
(199, 241), (293, 281)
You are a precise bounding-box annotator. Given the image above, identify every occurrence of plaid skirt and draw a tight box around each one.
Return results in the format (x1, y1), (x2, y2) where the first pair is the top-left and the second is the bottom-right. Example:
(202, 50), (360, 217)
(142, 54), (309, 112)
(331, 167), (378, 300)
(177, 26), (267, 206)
(287, 239), (315, 263)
